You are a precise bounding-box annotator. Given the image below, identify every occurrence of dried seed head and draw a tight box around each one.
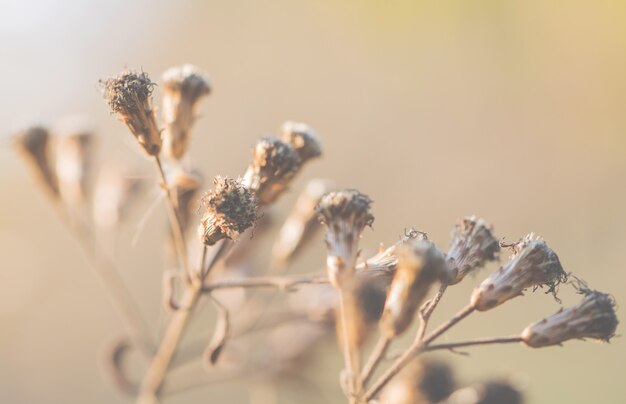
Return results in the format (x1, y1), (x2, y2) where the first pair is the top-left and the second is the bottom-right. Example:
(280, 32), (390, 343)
(242, 137), (302, 205)
(317, 190), (374, 287)
(446, 216), (499, 285)
(14, 125), (59, 198)
(381, 359), (456, 404)
(166, 164), (203, 232)
(279, 121), (322, 162)
(198, 177), (258, 246)
(101, 71), (162, 155)
(380, 240), (447, 338)
(470, 234), (567, 311)
(54, 118), (96, 208)
(271, 179), (335, 267)
(92, 162), (144, 228)
(521, 284), (618, 348)
(446, 380), (523, 404)
(161, 64), (211, 160)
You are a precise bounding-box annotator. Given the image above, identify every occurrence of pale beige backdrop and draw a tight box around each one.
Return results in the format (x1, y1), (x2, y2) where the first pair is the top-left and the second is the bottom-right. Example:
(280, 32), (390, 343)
(1, 1), (625, 403)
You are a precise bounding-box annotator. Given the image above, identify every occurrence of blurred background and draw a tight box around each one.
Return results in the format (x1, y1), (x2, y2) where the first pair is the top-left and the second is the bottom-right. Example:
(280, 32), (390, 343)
(1, 0), (625, 403)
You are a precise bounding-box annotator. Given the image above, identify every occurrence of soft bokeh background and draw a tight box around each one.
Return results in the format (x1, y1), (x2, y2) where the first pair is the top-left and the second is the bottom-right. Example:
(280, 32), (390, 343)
(1, 0), (625, 403)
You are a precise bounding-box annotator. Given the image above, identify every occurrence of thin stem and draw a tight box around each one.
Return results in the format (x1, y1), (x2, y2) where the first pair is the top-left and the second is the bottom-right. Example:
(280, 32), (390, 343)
(365, 304), (475, 400)
(202, 274), (328, 292)
(425, 336), (523, 352)
(360, 336), (391, 387)
(153, 156), (190, 281)
(338, 286), (362, 403)
(416, 283), (448, 342)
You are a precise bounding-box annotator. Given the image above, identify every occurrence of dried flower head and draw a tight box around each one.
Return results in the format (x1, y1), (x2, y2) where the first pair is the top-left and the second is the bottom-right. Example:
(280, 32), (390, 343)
(381, 359), (456, 404)
(271, 179), (334, 267)
(92, 162), (144, 229)
(317, 189), (374, 287)
(54, 118), (96, 208)
(446, 216), (499, 285)
(101, 71), (162, 155)
(161, 64), (211, 160)
(445, 380), (523, 404)
(380, 240), (447, 337)
(14, 125), (59, 198)
(242, 137), (302, 205)
(521, 284), (618, 348)
(279, 121), (322, 162)
(198, 177), (258, 246)
(470, 234), (567, 311)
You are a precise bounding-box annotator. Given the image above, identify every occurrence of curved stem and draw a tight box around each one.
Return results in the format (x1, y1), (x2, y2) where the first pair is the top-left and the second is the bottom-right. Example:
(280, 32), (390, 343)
(425, 336), (523, 352)
(201, 274), (328, 292)
(360, 336), (391, 387)
(416, 283), (447, 342)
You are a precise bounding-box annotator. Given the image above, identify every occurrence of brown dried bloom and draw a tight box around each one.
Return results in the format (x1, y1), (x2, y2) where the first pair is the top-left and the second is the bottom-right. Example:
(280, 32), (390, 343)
(54, 118), (95, 208)
(445, 380), (523, 404)
(381, 359), (456, 404)
(521, 284), (618, 348)
(242, 137), (302, 205)
(271, 179), (334, 267)
(101, 71), (162, 156)
(161, 64), (211, 160)
(470, 234), (567, 311)
(198, 177), (258, 246)
(446, 216), (499, 285)
(380, 240), (447, 338)
(14, 125), (59, 198)
(316, 190), (374, 287)
(279, 121), (322, 162)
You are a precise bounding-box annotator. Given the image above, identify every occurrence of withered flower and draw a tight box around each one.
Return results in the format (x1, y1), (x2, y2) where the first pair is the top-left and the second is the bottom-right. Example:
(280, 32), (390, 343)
(521, 285), (618, 348)
(161, 64), (211, 160)
(316, 189), (374, 287)
(14, 125), (59, 198)
(380, 240), (447, 338)
(271, 179), (334, 267)
(446, 216), (499, 285)
(279, 121), (322, 163)
(166, 164), (203, 232)
(101, 71), (162, 156)
(54, 118), (95, 208)
(445, 380), (523, 404)
(198, 177), (258, 246)
(381, 359), (456, 404)
(242, 137), (302, 205)
(470, 234), (567, 311)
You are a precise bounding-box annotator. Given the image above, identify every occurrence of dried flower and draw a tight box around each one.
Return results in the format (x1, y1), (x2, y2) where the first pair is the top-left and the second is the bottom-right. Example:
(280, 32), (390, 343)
(279, 121), (322, 163)
(317, 190), (374, 287)
(101, 71), (162, 156)
(271, 179), (334, 268)
(92, 162), (144, 229)
(198, 177), (258, 246)
(161, 65), (211, 160)
(381, 359), (456, 404)
(470, 234), (567, 311)
(445, 380), (523, 404)
(380, 240), (447, 338)
(54, 118), (95, 209)
(14, 125), (59, 198)
(242, 137), (302, 205)
(446, 216), (499, 285)
(521, 285), (618, 348)
(165, 164), (203, 232)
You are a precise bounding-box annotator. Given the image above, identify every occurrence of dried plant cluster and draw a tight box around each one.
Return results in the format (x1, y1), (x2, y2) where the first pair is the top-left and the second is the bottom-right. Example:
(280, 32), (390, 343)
(15, 65), (619, 404)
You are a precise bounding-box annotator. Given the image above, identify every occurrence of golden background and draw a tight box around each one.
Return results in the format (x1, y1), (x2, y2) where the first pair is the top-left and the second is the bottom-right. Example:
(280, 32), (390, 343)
(0, 1), (624, 403)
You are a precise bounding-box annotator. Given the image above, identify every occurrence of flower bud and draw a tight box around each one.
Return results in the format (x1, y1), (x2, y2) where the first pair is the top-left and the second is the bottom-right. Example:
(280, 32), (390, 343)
(316, 190), (374, 287)
(445, 380), (522, 404)
(446, 216), (499, 285)
(14, 125), (59, 198)
(381, 359), (456, 404)
(521, 286), (618, 348)
(198, 177), (258, 246)
(161, 65), (211, 160)
(380, 240), (447, 338)
(470, 234), (567, 311)
(279, 121), (322, 163)
(242, 137), (302, 205)
(166, 164), (203, 232)
(101, 71), (162, 155)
